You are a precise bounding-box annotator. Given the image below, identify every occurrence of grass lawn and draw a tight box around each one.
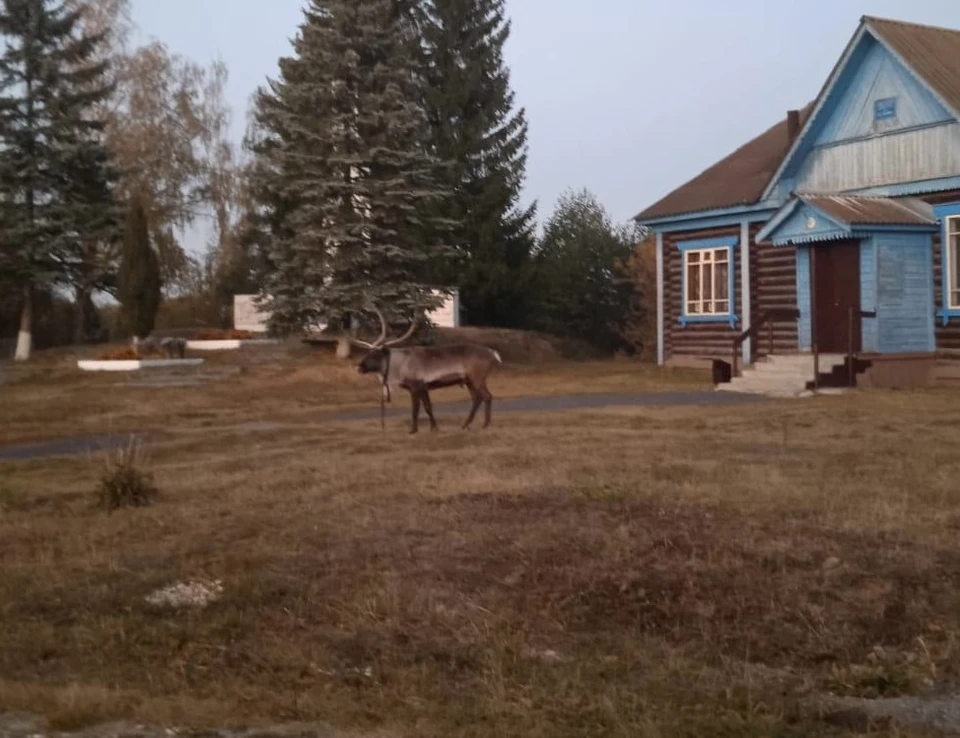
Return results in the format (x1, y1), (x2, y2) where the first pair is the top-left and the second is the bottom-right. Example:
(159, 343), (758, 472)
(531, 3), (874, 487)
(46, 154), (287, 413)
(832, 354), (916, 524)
(2, 342), (960, 736)
(0, 339), (707, 446)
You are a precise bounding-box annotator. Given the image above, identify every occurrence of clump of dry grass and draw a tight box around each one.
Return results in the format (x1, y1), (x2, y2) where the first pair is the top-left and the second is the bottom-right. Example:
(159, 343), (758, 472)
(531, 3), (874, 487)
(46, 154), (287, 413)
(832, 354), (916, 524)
(95, 436), (157, 511)
(94, 346), (140, 360)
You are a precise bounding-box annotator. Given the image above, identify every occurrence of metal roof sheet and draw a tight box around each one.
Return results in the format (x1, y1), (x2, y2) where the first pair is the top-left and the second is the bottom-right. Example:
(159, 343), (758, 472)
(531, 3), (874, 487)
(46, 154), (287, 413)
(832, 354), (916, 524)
(865, 16), (960, 116)
(799, 194), (936, 226)
(634, 105), (814, 222)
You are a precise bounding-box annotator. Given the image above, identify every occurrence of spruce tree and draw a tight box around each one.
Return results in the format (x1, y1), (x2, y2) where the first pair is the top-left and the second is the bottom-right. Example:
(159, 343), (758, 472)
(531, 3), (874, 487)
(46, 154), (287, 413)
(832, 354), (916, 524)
(117, 196), (161, 339)
(421, 0), (536, 328)
(248, 0), (457, 337)
(0, 0), (115, 360)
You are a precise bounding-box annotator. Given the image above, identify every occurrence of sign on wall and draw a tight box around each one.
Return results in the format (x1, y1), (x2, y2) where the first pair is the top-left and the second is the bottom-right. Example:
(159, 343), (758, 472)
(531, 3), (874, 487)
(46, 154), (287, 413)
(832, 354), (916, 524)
(233, 289), (460, 333)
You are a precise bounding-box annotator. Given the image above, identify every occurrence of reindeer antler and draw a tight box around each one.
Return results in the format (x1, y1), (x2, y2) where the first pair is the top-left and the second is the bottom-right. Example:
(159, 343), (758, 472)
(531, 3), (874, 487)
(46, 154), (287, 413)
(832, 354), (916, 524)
(350, 304), (420, 349)
(348, 306), (389, 349)
(382, 307), (420, 347)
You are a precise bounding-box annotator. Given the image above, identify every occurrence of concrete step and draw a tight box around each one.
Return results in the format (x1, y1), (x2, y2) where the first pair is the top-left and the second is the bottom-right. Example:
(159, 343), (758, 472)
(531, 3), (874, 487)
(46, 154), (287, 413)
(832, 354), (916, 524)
(717, 383), (806, 398)
(726, 375), (809, 389)
(745, 366), (818, 377)
(752, 356), (846, 371)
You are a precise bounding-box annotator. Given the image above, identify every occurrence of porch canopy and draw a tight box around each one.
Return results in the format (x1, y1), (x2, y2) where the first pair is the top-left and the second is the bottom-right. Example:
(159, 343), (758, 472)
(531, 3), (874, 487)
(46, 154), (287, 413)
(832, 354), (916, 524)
(756, 194), (937, 246)
(756, 194), (939, 357)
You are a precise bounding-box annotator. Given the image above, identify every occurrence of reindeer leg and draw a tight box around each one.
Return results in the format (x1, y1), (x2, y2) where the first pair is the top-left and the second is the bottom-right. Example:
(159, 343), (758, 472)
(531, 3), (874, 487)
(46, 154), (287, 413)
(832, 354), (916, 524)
(481, 386), (493, 428)
(408, 386), (421, 434)
(462, 379), (482, 429)
(420, 388), (438, 432)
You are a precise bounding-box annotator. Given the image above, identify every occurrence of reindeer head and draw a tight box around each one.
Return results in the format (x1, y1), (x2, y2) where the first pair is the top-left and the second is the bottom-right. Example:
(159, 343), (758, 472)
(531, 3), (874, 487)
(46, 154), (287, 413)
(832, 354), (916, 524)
(350, 306), (419, 375)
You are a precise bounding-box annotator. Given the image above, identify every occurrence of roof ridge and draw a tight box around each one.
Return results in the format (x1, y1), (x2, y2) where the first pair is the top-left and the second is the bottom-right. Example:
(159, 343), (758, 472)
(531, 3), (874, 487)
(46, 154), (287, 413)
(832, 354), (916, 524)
(863, 15), (960, 35)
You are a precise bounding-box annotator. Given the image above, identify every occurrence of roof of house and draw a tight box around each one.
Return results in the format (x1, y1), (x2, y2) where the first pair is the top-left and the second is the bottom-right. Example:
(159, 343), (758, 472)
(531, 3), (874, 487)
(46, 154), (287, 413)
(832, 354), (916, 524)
(635, 16), (960, 224)
(634, 104), (813, 222)
(865, 16), (960, 115)
(800, 194), (936, 226)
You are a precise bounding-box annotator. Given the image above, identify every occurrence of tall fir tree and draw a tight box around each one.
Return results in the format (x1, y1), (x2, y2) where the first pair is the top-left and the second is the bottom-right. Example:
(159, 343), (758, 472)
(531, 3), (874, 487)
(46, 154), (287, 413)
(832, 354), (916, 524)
(247, 0), (457, 339)
(0, 0), (115, 360)
(421, 0), (536, 328)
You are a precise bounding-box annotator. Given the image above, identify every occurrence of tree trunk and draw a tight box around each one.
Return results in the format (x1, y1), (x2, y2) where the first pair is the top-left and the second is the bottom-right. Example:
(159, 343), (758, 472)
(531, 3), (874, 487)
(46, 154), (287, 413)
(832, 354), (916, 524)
(73, 284), (89, 345)
(14, 283), (32, 361)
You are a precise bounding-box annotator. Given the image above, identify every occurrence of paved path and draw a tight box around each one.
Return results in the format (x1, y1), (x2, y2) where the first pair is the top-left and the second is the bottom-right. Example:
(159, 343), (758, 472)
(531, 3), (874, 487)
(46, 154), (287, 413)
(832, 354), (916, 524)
(0, 390), (764, 464)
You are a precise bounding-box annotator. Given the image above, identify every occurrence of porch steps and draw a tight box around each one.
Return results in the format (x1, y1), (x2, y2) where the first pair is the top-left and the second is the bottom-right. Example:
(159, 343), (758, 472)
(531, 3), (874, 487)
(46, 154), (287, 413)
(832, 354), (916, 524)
(716, 354), (848, 398)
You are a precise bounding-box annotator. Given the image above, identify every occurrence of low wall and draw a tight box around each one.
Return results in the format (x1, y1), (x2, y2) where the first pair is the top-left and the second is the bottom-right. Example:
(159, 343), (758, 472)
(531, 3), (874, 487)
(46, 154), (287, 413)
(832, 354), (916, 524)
(857, 353), (937, 388)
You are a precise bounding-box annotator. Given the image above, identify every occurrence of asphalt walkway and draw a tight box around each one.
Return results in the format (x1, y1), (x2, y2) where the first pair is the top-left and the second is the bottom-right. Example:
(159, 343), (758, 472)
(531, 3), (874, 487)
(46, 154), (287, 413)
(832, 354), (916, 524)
(0, 390), (764, 463)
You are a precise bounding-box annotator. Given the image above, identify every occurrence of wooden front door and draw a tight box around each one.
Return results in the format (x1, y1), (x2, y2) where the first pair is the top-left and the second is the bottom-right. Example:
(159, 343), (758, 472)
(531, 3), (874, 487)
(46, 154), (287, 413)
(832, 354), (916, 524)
(812, 240), (861, 354)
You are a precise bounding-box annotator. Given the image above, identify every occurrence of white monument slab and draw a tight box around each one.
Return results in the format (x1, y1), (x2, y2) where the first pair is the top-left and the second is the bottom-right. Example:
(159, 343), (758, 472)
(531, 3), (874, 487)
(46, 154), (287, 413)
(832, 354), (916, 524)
(233, 295), (271, 333)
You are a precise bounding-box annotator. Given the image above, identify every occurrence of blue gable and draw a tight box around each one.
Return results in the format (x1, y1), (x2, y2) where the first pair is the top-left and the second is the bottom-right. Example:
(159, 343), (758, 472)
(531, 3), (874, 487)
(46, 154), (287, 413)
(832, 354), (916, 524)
(810, 36), (952, 147)
(764, 23), (960, 201)
(757, 200), (853, 246)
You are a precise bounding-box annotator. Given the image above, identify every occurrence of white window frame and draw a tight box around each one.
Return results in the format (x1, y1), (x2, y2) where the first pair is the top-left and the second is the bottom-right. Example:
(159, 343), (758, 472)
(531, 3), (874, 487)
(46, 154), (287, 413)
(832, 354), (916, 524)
(947, 215), (960, 310)
(682, 246), (731, 316)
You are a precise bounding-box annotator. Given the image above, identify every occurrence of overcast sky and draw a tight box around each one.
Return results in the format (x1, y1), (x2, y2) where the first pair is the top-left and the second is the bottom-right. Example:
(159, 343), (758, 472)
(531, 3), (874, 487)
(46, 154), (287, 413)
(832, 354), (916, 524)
(129, 0), (960, 236)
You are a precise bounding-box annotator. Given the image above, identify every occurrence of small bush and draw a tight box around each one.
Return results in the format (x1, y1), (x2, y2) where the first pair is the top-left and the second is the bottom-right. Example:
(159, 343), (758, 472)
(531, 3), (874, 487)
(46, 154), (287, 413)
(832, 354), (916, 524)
(94, 346), (140, 360)
(96, 437), (158, 511)
(194, 328), (255, 340)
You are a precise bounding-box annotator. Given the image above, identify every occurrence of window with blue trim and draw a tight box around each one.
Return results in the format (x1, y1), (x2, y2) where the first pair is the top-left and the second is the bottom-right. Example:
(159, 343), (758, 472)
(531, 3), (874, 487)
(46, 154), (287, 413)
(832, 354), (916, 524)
(947, 215), (960, 310)
(934, 203), (960, 325)
(683, 246), (730, 316)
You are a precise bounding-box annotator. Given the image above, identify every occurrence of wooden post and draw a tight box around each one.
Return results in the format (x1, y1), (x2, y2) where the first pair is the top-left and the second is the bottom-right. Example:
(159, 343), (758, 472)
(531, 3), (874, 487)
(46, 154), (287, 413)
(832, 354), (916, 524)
(847, 306), (855, 387)
(813, 343), (820, 392)
(732, 338), (738, 379)
(809, 247), (817, 391)
(809, 247), (817, 352)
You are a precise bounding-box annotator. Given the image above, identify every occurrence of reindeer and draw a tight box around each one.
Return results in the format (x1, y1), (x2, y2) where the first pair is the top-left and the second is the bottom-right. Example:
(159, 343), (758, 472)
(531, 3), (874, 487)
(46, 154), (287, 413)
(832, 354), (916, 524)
(350, 308), (502, 434)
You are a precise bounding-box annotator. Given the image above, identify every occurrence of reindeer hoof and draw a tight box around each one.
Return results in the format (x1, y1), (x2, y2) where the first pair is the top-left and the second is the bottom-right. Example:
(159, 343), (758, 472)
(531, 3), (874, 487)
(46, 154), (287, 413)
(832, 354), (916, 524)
(409, 427), (418, 435)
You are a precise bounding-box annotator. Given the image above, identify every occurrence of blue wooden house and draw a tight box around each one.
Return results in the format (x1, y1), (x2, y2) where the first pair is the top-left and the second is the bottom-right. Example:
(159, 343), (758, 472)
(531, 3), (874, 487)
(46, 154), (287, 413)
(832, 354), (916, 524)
(634, 16), (960, 391)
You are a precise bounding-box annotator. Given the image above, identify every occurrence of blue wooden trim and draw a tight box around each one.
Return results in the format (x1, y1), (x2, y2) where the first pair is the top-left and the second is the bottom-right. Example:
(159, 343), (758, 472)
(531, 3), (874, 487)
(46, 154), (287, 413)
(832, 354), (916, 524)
(772, 229), (852, 246)
(812, 120), (952, 152)
(932, 203), (960, 218)
(760, 24), (871, 201)
(849, 175), (960, 198)
(934, 203), (960, 325)
(755, 199), (801, 243)
(678, 314), (740, 327)
(677, 237), (739, 329)
(852, 224), (937, 234)
(636, 201), (778, 230)
(649, 211), (775, 234)
(937, 310), (960, 326)
(675, 235), (738, 251)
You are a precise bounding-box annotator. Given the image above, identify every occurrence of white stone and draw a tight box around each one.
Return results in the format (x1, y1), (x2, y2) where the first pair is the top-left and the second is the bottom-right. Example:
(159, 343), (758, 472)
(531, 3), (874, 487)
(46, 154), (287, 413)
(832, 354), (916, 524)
(77, 359), (204, 372)
(145, 579), (223, 609)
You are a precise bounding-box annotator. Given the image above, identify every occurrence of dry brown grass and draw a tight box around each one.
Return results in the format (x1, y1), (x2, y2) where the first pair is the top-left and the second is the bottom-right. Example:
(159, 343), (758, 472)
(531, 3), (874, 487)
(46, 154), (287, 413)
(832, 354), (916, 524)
(0, 340), (706, 446)
(3, 344), (960, 736)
